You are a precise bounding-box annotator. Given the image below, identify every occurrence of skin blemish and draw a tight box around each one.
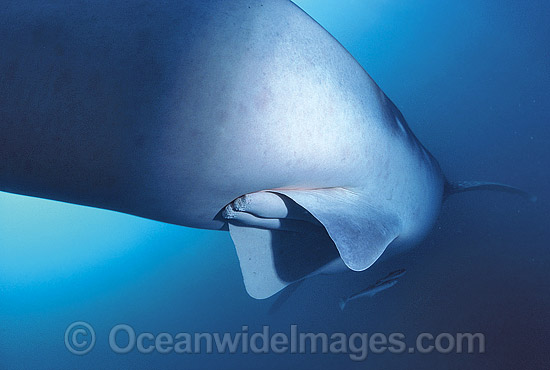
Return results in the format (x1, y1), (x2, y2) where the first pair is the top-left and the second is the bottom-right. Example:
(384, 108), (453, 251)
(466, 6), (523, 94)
(255, 86), (273, 111)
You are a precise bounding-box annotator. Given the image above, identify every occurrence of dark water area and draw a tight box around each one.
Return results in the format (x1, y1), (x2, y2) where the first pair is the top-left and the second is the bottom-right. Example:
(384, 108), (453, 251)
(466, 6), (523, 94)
(1, 0), (548, 369)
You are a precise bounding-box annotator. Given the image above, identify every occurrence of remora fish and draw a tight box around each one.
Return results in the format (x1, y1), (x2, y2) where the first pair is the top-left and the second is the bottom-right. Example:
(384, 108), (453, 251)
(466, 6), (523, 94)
(339, 279), (400, 311)
(376, 269), (407, 285)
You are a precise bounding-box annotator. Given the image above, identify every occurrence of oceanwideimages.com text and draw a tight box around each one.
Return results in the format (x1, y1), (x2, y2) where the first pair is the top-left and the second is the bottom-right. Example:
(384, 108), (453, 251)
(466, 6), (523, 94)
(65, 322), (485, 360)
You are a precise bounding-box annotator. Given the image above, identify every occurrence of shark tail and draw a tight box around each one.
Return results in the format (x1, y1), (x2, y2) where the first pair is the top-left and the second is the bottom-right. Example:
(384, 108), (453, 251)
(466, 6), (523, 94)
(338, 298), (347, 311)
(444, 180), (537, 203)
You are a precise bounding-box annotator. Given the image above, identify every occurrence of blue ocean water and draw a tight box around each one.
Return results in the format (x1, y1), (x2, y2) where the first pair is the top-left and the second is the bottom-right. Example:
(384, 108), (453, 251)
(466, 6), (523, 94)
(1, 0), (549, 369)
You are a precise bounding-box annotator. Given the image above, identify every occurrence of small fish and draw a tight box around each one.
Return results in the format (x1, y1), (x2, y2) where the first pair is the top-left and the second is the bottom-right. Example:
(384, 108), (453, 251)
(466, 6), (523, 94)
(376, 268), (406, 285)
(339, 269), (406, 310)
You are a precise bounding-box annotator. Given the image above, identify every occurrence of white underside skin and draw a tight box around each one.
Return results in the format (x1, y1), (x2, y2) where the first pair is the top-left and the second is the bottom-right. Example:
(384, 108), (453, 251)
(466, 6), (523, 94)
(0, 0), (446, 298)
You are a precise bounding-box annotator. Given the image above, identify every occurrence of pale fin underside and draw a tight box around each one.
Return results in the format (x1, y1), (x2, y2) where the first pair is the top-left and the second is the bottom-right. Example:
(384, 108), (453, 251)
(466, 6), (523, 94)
(227, 187), (401, 299)
(273, 188), (401, 271)
(229, 222), (338, 299)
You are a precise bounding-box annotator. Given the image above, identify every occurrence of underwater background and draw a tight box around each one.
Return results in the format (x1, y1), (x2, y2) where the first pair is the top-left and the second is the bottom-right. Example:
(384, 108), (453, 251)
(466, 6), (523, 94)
(1, 0), (548, 369)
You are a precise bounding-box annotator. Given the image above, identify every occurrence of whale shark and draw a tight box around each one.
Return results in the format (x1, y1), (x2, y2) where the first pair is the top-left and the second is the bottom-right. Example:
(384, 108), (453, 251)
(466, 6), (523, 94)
(0, 0), (531, 299)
